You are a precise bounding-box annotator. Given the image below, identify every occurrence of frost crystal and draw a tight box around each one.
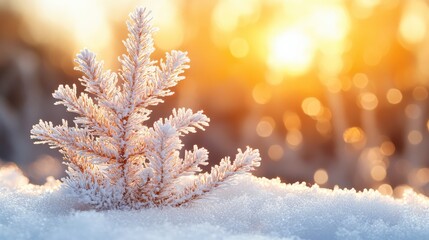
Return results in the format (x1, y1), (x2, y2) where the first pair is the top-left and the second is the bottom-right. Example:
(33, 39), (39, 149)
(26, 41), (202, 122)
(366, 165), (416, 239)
(30, 7), (261, 210)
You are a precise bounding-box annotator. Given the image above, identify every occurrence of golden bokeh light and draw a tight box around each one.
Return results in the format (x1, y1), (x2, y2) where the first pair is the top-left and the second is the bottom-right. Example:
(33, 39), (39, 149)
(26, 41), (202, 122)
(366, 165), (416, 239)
(283, 112), (301, 130)
(343, 127), (366, 144)
(268, 28), (315, 76)
(405, 104), (422, 119)
(386, 88), (403, 104)
(368, 148), (384, 165)
(393, 185), (412, 198)
(256, 117), (275, 138)
(398, 0), (428, 46)
(358, 92), (379, 110)
(416, 168), (429, 184)
(211, 0), (260, 33)
(266, 2), (349, 76)
(380, 141), (396, 156)
(265, 70), (284, 86)
(252, 83), (272, 104)
(352, 0), (382, 19)
(309, 4), (350, 43)
(377, 183), (393, 196)
(301, 97), (323, 117)
(18, 0), (113, 62)
(314, 169), (329, 185)
(408, 130), (423, 145)
(268, 144), (284, 161)
(371, 165), (387, 181)
(353, 73), (369, 89)
(286, 129), (303, 148)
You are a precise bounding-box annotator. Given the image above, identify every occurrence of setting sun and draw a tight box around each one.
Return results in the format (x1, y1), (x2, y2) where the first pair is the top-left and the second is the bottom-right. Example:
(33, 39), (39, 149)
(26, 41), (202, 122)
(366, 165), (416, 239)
(266, 2), (349, 77)
(268, 28), (315, 76)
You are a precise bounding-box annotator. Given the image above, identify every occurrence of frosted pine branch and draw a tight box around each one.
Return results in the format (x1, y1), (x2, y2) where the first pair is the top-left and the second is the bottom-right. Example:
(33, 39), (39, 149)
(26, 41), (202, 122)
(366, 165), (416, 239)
(167, 108), (209, 134)
(31, 120), (118, 163)
(179, 146), (209, 176)
(31, 7), (261, 210)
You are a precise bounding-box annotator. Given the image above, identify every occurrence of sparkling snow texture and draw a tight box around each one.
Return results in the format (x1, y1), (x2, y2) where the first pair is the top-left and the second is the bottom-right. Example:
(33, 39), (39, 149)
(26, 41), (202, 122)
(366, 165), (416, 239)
(1, 164), (429, 240)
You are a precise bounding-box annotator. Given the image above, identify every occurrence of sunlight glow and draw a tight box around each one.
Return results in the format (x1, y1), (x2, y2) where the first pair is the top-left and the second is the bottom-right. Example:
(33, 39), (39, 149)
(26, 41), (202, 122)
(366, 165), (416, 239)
(266, 2), (349, 76)
(212, 0), (260, 33)
(399, 0), (428, 46)
(150, 0), (184, 51)
(309, 5), (349, 42)
(229, 38), (250, 58)
(36, 0), (111, 53)
(416, 168), (429, 184)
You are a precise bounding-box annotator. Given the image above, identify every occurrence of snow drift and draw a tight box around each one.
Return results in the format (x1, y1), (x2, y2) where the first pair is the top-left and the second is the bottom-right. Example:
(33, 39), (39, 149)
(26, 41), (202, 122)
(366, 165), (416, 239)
(1, 164), (428, 240)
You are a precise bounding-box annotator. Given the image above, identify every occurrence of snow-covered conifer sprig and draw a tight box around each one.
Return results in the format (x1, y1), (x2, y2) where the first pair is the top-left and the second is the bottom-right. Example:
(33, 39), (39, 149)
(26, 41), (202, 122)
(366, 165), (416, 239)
(31, 7), (261, 210)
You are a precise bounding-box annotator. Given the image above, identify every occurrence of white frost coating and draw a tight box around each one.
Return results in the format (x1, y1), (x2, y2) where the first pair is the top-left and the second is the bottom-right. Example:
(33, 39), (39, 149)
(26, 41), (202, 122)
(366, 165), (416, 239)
(1, 165), (429, 240)
(29, 7), (261, 209)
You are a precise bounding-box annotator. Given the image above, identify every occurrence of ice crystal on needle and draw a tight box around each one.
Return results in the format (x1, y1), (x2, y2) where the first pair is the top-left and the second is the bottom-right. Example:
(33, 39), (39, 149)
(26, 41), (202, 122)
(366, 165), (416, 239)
(30, 7), (260, 210)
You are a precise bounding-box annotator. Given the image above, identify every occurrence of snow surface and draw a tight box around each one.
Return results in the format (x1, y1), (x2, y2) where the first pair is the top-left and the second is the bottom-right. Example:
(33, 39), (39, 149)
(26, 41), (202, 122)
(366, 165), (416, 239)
(1, 164), (429, 240)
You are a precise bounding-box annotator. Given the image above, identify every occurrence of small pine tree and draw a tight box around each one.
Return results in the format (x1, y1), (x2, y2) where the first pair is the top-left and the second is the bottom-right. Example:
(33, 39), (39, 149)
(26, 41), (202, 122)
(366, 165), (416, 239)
(31, 7), (261, 210)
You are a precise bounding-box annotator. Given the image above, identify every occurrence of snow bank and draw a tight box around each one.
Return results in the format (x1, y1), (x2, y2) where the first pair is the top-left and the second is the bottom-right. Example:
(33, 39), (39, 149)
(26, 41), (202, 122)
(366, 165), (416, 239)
(1, 164), (429, 240)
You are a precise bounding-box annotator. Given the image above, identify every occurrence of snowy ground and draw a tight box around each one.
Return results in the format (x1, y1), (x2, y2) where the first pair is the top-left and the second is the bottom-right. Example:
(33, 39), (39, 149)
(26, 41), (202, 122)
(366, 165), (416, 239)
(1, 164), (429, 240)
